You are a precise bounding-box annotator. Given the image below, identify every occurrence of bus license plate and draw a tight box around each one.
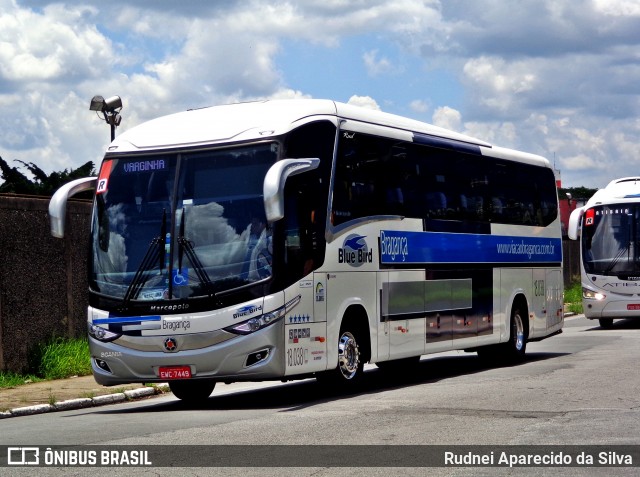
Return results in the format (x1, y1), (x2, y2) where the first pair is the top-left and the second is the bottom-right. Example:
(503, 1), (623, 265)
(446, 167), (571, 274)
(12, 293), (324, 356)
(159, 366), (192, 379)
(627, 304), (640, 310)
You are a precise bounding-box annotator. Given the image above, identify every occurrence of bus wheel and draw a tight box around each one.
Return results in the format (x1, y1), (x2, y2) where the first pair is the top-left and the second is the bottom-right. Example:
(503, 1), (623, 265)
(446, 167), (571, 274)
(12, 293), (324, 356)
(598, 318), (613, 328)
(317, 326), (364, 386)
(337, 330), (362, 380)
(505, 306), (527, 360)
(169, 380), (216, 402)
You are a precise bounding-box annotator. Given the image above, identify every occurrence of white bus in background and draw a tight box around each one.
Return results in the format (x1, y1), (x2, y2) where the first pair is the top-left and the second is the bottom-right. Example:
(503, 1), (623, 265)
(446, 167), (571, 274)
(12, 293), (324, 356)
(568, 177), (640, 328)
(50, 99), (564, 402)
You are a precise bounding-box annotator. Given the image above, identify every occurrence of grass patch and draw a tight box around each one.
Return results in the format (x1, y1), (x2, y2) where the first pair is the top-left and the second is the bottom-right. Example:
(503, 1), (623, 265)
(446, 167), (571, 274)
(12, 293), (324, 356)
(0, 337), (92, 389)
(565, 281), (583, 314)
(35, 337), (92, 380)
(0, 372), (42, 388)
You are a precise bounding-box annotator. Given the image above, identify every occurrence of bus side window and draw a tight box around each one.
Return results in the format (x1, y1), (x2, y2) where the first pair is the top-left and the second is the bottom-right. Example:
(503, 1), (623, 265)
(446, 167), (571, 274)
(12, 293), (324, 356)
(333, 131), (400, 225)
(426, 191), (447, 217)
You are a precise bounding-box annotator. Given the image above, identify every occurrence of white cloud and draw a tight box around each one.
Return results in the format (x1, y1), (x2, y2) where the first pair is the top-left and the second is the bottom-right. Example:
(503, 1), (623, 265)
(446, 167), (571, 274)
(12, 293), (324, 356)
(462, 56), (538, 115)
(593, 0), (640, 16)
(363, 50), (394, 76)
(562, 154), (603, 171)
(0, 3), (114, 84)
(409, 99), (429, 114)
(432, 106), (461, 132)
(347, 95), (381, 110)
(462, 120), (518, 147)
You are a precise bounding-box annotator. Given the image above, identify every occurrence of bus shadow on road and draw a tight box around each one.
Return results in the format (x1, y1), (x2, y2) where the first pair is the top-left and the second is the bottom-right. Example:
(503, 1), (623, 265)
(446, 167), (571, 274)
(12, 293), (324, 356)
(95, 351), (566, 415)
(584, 318), (640, 332)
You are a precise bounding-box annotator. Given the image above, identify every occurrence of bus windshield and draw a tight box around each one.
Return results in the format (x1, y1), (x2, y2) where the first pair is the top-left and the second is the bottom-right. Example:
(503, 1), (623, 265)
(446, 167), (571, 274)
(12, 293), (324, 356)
(90, 143), (278, 301)
(582, 204), (640, 276)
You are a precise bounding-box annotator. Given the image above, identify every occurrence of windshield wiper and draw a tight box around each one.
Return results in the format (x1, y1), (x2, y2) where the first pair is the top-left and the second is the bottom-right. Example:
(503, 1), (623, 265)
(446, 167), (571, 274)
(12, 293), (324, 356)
(176, 207), (214, 295)
(122, 209), (167, 303)
(604, 242), (632, 274)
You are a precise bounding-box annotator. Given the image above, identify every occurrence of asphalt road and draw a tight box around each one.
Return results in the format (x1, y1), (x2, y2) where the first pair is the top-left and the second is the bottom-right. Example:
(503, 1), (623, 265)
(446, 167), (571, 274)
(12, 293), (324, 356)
(1, 315), (639, 476)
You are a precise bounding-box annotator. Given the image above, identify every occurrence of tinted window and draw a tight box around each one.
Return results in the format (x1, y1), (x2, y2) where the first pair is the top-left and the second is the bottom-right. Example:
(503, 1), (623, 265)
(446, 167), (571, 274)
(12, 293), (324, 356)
(331, 131), (558, 228)
(280, 121), (335, 283)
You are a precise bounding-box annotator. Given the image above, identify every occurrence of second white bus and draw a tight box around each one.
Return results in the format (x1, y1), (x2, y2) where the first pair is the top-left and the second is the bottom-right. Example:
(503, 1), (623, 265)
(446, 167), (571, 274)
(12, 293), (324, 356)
(568, 177), (640, 327)
(50, 99), (564, 401)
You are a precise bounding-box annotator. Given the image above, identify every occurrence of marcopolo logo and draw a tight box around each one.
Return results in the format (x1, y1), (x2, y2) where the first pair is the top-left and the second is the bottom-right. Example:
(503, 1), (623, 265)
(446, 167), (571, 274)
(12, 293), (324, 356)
(338, 234), (373, 267)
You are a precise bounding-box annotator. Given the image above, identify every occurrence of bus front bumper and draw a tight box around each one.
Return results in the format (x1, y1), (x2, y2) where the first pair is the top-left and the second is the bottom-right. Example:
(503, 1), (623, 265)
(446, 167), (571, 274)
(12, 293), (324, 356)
(89, 320), (286, 386)
(583, 299), (640, 320)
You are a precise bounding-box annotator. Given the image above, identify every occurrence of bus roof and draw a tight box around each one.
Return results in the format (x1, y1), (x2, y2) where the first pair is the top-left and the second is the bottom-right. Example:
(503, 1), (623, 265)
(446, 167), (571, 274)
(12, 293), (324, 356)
(106, 99), (549, 169)
(108, 99), (490, 152)
(586, 177), (640, 206)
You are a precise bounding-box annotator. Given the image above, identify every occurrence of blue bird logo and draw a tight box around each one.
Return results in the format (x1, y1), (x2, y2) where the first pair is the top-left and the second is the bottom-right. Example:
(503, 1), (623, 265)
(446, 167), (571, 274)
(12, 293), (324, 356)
(343, 235), (367, 251)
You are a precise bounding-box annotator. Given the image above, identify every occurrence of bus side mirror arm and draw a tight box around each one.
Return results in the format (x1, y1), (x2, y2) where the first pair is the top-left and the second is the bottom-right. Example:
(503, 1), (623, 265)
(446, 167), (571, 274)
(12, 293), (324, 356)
(263, 158), (320, 223)
(49, 177), (97, 238)
(567, 207), (584, 240)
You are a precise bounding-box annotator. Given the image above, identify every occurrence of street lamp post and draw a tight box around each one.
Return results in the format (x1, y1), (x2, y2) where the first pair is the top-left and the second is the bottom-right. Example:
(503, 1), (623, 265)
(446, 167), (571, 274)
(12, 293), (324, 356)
(89, 95), (123, 142)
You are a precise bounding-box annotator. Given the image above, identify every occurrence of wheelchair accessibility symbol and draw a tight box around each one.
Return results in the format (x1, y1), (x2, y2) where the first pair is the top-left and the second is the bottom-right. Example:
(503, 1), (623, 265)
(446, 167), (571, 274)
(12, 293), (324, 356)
(172, 268), (188, 286)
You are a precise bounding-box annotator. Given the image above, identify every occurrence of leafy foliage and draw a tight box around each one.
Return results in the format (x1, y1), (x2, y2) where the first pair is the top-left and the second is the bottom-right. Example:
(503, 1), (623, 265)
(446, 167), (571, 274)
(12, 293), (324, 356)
(0, 156), (95, 197)
(559, 186), (598, 201)
(33, 337), (92, 380)
(564, 280), (583, 315)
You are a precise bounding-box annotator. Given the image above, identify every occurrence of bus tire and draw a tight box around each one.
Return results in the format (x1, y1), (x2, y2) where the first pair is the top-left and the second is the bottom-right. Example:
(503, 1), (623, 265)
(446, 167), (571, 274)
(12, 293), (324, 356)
(169, 380), (216, 402)
(317, 322), (365, 387)
(504, 304), (527, 361)
(598, 318), (613, 328)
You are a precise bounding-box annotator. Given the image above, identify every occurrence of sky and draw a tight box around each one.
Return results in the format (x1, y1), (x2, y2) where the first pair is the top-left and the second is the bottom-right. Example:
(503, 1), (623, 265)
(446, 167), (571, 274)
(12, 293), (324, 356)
(1, 0), (640, 190)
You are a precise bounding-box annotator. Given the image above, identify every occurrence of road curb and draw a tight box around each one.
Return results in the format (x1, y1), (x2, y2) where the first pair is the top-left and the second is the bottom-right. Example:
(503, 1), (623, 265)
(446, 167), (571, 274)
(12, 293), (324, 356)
(0, 385), (169, 419)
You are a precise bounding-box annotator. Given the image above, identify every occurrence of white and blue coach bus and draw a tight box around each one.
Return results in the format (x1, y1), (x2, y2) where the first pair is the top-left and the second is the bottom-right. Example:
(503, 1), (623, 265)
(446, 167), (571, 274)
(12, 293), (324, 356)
(49, 99), (564, 401)
(568, 177), (640, 328)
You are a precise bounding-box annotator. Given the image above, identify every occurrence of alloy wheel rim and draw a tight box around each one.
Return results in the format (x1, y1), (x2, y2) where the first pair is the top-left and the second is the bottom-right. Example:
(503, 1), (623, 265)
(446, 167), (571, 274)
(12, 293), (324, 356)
(514, 313), (524, 351)
(337, 332), (360, 379)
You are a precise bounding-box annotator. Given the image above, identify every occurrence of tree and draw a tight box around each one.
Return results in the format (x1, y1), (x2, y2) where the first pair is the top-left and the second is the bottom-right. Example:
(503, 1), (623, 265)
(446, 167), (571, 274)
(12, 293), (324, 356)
(0, 156), (95, 197)
(559, 186), (598, 201)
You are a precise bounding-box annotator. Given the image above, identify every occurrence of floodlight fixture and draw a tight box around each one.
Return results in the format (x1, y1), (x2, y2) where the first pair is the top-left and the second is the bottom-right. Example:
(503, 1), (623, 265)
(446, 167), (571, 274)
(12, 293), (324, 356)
(89, 95), (105, 111)
(103, 95), (123, 111)
(89, 94), (123, 141)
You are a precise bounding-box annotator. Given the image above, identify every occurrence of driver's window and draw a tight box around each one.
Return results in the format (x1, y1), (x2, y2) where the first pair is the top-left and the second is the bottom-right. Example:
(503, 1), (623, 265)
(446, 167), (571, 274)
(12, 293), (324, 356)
(280, 121), (334, 283)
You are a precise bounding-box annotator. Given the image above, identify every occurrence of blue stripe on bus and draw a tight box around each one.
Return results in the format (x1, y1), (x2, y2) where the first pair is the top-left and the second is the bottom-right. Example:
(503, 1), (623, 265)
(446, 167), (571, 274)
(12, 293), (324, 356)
(93, 315), (162, 325)
(380, 230), (562, 264)
(412, 133), (482, 155)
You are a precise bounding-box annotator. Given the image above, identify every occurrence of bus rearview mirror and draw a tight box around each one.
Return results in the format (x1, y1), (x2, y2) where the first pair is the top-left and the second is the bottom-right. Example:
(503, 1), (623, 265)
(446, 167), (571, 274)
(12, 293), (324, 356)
(49, 177), (97, 238)
(263, 158), (320, 223)
(567, 207), (584, 240)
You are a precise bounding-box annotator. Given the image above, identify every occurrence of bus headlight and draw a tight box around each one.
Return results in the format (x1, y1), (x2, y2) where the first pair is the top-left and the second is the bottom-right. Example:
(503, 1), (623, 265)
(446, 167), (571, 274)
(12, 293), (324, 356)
(225, 295), (301, 335)
(225, 308), (286, 335)
(88, 323), (122, 342)
(583, 287), (605, 301)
